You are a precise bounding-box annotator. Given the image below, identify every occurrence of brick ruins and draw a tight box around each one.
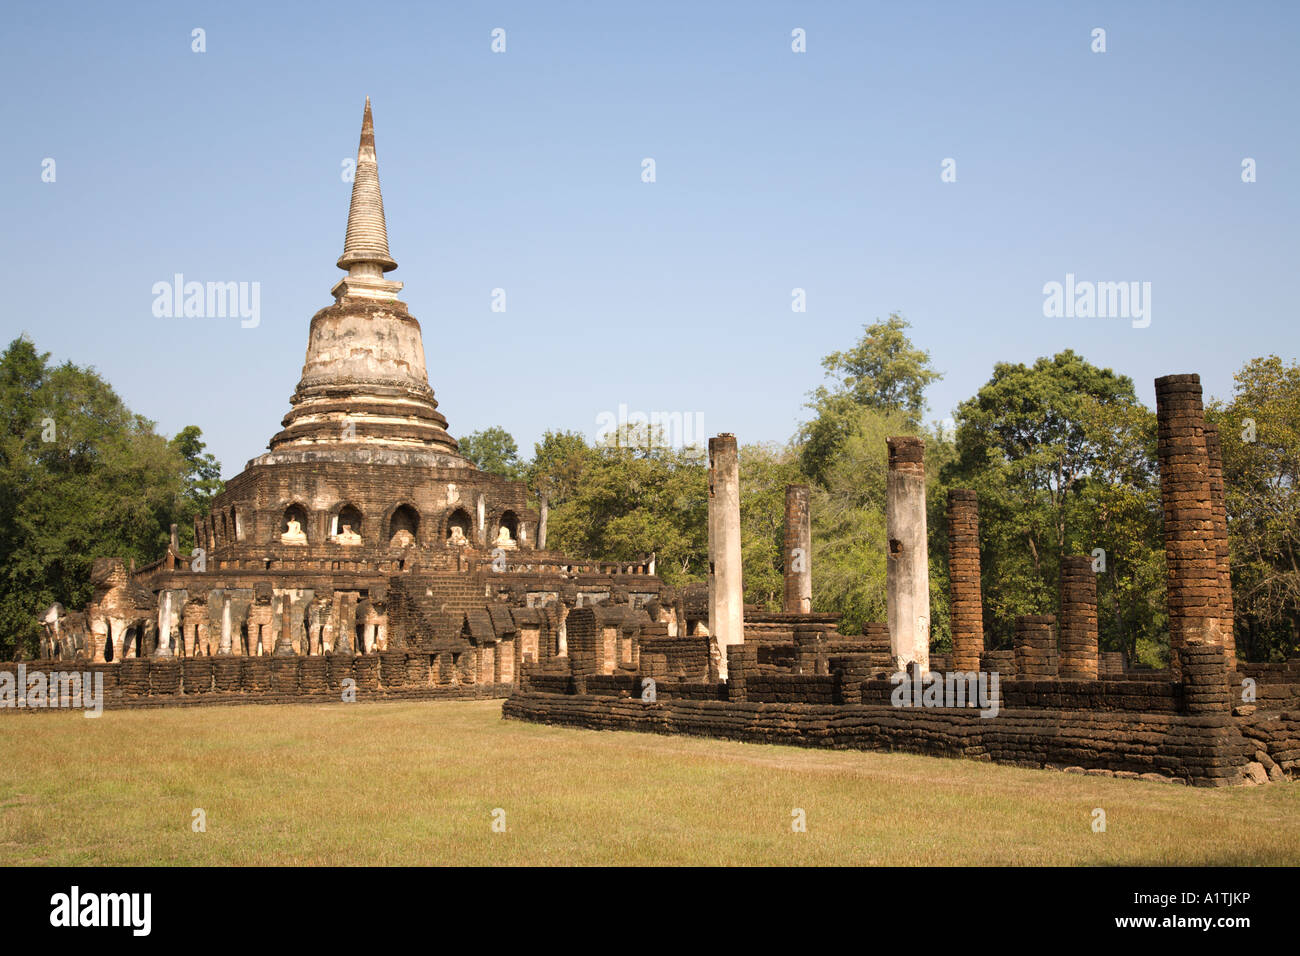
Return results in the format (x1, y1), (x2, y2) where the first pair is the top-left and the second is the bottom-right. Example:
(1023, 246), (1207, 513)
(17, 104), (1299, 786)
(505, 373), (1298, 788)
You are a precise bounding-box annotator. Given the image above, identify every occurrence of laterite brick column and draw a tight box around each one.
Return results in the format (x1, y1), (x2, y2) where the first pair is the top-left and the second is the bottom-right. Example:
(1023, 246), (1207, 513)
(1155, 374), (1223, 679)
(1058, 556), (1099, 679)
(946, 489), (984, 672)
(783, 484), (812, 614)
(886, 437), (930, 673)
(1013, 615), (1058, 678)
(726, 643), (755, 701)
(1202, 423), (1237, 671)
(1179, 640), (1230, 715)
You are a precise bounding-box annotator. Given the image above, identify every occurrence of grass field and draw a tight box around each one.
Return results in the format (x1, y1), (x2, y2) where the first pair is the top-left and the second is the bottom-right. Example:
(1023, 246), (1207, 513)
(1, 699), (1296, 866)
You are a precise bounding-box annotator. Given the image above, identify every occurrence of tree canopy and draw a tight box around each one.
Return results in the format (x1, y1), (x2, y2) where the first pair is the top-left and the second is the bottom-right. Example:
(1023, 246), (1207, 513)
(0, 336), (222, 658)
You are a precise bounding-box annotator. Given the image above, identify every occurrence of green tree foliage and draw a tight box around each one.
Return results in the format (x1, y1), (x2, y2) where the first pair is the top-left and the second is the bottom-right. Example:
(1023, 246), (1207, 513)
(738, 442), (803, 610)
(944, 350), (1164, 663)
(523, 429), (594, 507)
(800, 313), (942, 486)
(170, 424), (222, 552)
(1211, 356), (1300, 661)
(0, 337), (220, 658)
(535, 423), (707, 588)
(776, 316), (950, 635)
(459, 426), (523, 479)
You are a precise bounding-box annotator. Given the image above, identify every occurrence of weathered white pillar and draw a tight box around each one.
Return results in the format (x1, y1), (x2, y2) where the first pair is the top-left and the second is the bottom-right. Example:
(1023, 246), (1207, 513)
(783, 484), (812, 614)
(219, 593), (232, 654)
(886, 437), (930, 673)
(476, 494), (487, 546)
(708, 433), (744, 679)
(537, 495), (549, 550)
(156, 591), (174, 657)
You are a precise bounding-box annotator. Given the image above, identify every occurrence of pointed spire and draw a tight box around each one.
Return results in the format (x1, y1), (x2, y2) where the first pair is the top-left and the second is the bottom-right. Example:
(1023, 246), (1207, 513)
(337, 97), (397, 274)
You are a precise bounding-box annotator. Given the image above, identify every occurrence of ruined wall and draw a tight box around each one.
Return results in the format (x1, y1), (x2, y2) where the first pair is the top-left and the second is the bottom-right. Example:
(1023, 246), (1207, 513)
(503, 692), (1255, 786)
(0, 654), (513, 712)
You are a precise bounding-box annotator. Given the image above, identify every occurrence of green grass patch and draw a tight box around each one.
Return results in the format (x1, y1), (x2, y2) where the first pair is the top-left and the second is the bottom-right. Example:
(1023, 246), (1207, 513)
(1, 699), (1296, 865)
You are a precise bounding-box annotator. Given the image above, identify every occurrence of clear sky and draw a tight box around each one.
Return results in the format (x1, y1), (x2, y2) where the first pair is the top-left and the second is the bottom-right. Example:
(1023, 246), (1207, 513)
(2, 1), (1296, 478)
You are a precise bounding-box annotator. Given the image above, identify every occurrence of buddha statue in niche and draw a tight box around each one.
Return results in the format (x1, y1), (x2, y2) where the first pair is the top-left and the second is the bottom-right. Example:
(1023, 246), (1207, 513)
(334, 522), (362, 545)
(281, 517), (307, 545)
(495, 525), (518, 550)
(448, 525), (468, 547)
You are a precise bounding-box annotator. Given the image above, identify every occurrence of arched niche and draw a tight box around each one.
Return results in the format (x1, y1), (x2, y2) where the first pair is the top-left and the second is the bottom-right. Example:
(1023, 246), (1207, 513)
(494, 510), (520, 549)
(388, 504), (419, 548)
(446, 508), (472, 547)
(281, 503), (309, 545)
(333, 505), (363, 545)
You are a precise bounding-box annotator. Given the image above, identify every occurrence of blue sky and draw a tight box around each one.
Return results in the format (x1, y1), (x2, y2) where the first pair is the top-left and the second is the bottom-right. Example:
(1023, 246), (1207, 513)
(2, 1), (1296, 478)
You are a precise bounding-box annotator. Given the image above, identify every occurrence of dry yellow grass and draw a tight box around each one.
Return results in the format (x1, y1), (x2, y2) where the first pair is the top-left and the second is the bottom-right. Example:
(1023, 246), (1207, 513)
(1, 699), (1296, 865)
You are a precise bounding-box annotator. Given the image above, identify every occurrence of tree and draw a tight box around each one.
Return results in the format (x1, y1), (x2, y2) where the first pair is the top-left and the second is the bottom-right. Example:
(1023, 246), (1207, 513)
(460, 426), (523, 479)
(800, 313), (941, 486)
(738, 442), (804, 611)
(523, 429), (594, 508)
(1211, 356), (1300, 661)
(539, 428), (708, 588)
(0, 336), (218, 658)
(170, 425), (223, 551)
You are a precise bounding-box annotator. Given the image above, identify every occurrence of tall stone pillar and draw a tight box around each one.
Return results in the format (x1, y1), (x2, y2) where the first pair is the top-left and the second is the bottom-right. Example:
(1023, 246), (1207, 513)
(946, 489), (983, 673)
(1058, 556), (1098, 679)
(708, 433), (743, 680)
(886, 437), (930, 673)
(538, 495), (549, 551)
(782, 484), (812, 614)
(219, 593), (233, 655)
(155, 590), (174, 657)
(1202, 423), (1237, 671)
(1179, 640), (1231, 715)
(1155, 374), (1223, 679)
